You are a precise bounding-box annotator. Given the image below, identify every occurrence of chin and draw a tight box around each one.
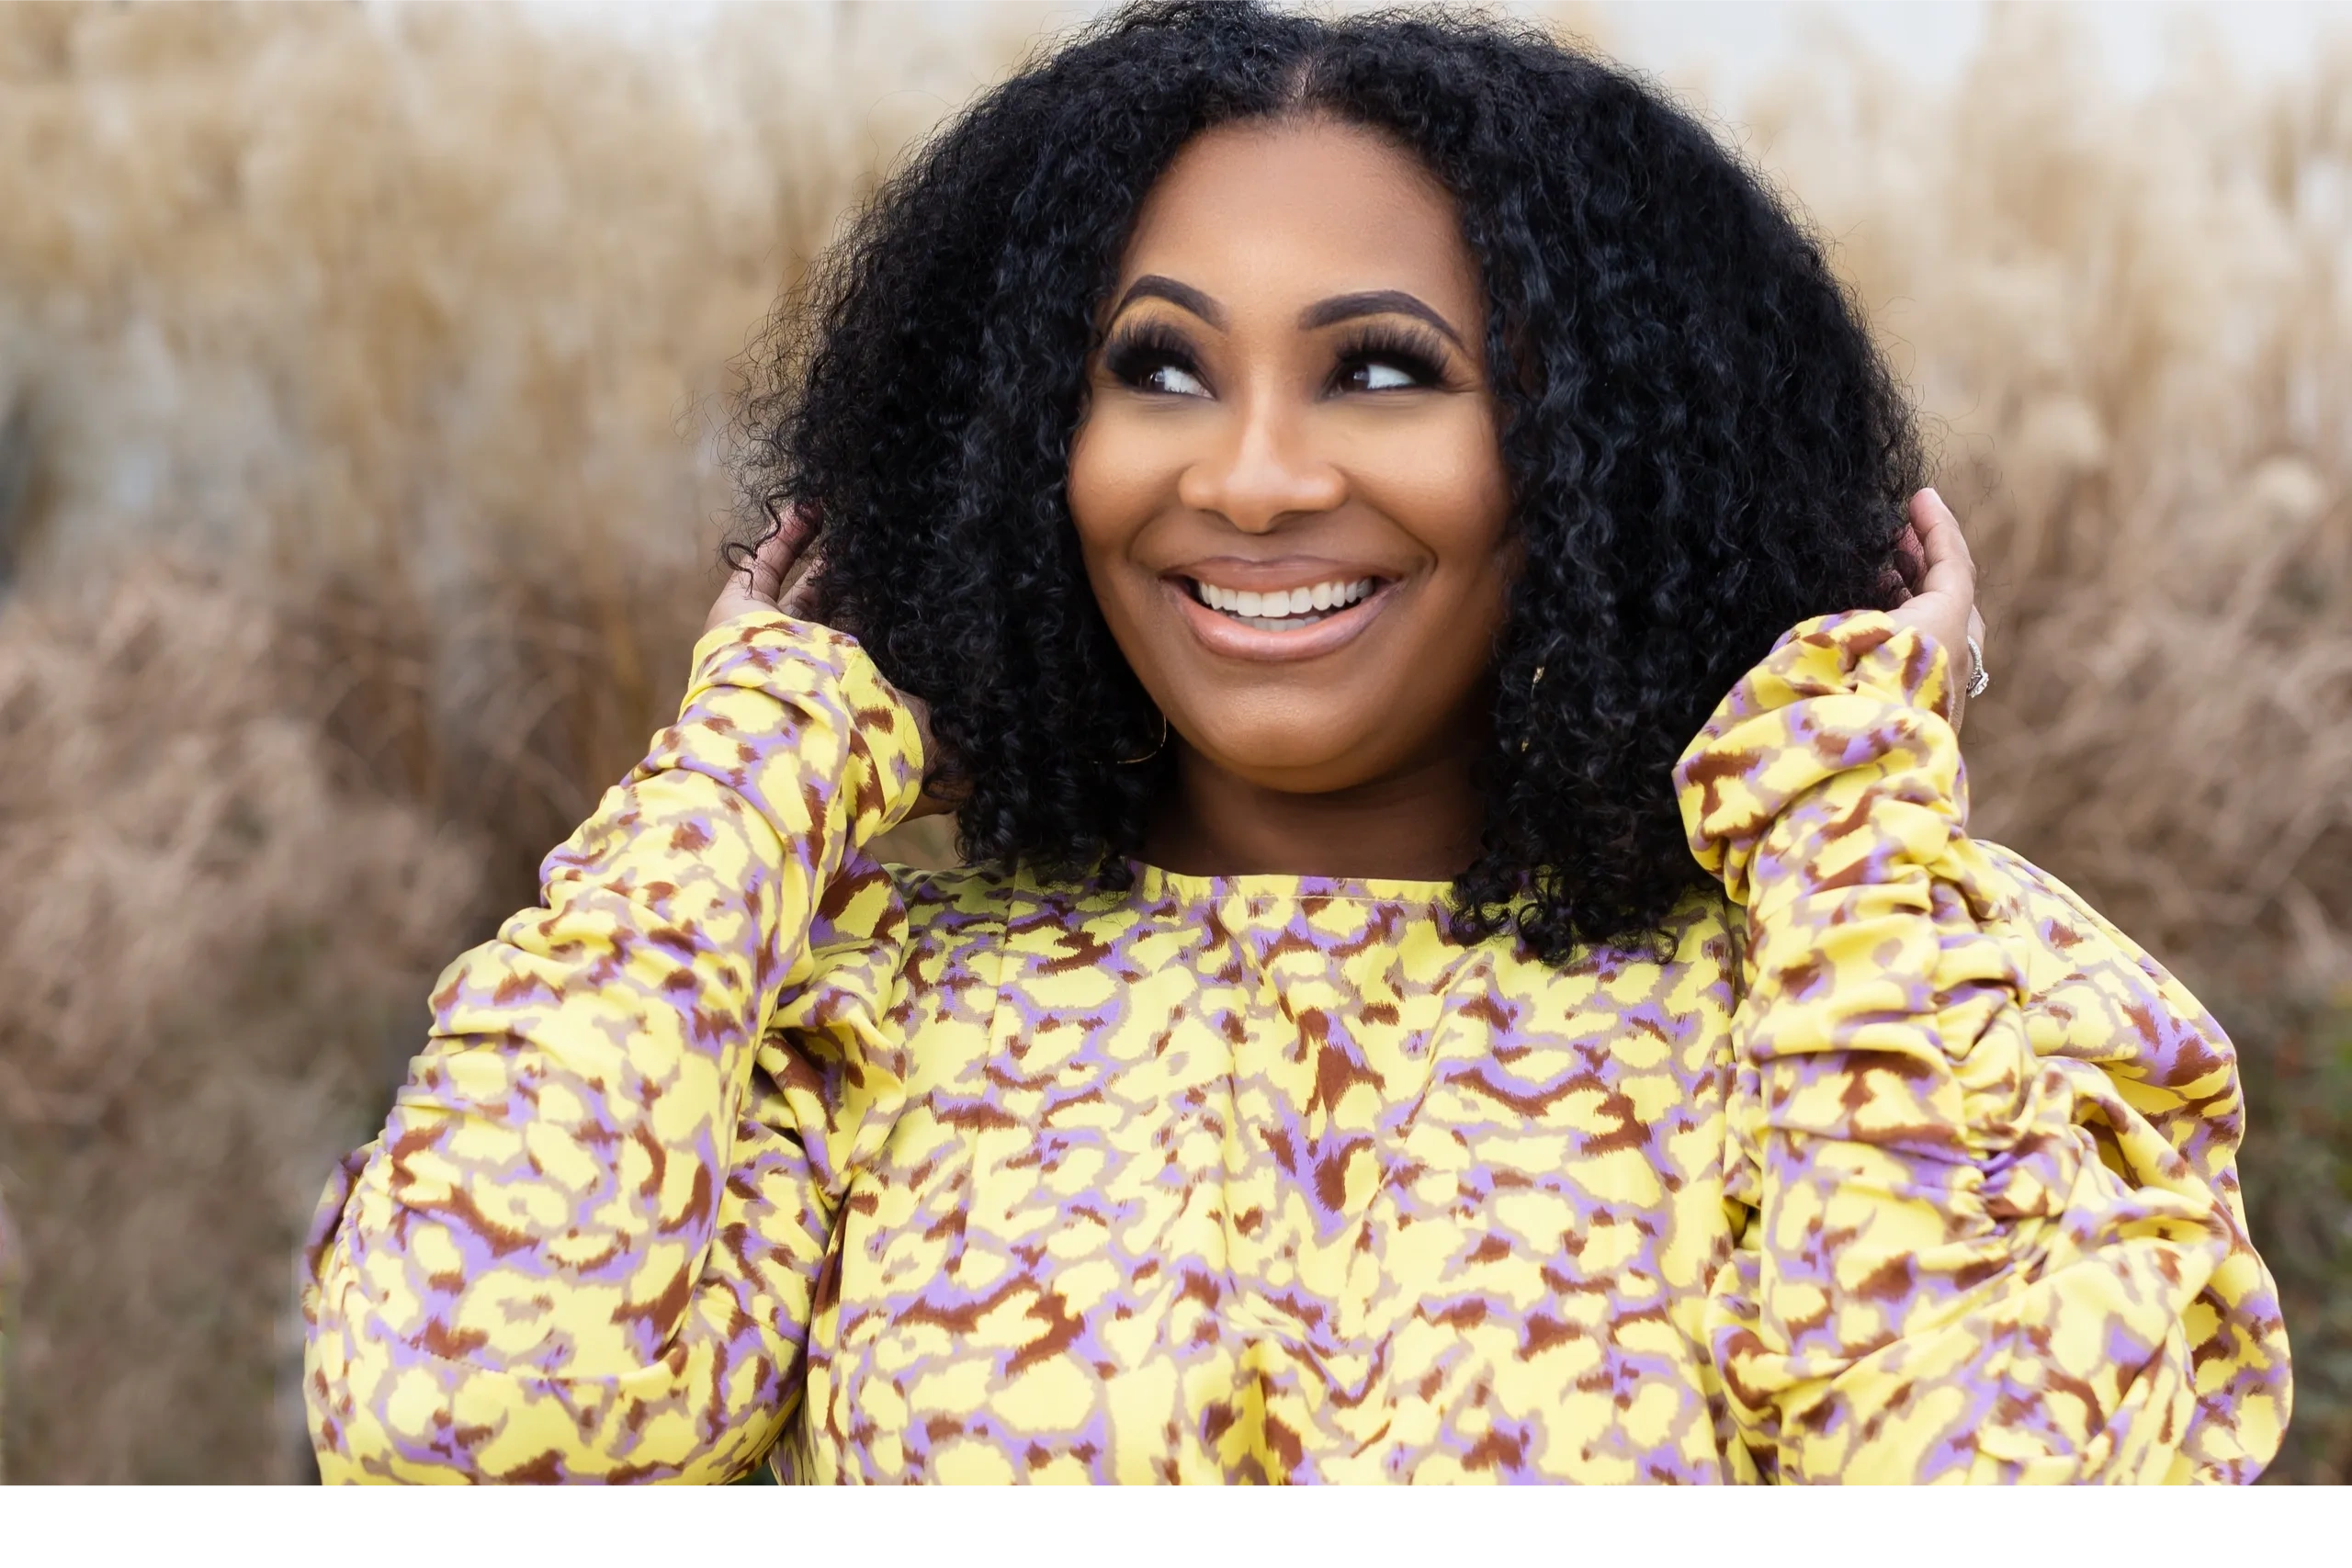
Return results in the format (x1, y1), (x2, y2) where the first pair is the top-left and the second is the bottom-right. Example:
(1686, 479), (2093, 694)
(1183, 723), (1387, 792)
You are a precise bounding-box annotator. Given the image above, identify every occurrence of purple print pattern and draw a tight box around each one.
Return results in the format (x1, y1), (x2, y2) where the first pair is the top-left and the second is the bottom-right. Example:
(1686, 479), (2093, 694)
(302, 610), (2289, 1483)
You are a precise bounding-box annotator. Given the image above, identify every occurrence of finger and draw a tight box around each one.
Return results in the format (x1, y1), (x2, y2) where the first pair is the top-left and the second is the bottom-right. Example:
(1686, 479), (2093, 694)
(1968, 605), (1985, 648)
(1909, 488), (1974, 570)
(1906, 488), (1976, 599)
(1891, 522), (1926, 600)
(777, 547), (825, 620)
(775, 527), (823, 604)
(743, 507), (814, 604)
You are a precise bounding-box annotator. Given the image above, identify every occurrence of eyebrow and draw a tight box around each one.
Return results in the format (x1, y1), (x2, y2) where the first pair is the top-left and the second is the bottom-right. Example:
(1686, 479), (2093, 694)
(1111, 274), (1226, 329)
(1299, 289), (1466, 349)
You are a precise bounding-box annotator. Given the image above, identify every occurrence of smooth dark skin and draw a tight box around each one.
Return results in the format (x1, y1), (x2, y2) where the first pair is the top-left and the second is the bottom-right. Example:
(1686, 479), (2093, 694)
(709, 118), (1985, 879)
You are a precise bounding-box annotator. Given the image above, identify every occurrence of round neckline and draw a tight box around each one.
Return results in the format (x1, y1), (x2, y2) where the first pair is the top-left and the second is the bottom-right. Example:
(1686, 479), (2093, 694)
(1122, 857), (1456, 905)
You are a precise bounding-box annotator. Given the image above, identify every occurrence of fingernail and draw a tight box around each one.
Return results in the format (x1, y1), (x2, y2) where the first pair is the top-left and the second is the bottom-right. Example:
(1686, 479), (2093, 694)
(1924, 486), (1946, 512)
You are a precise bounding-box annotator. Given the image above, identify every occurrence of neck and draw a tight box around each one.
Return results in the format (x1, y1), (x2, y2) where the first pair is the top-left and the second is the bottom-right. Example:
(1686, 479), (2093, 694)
(1143, 724), (1488, 883)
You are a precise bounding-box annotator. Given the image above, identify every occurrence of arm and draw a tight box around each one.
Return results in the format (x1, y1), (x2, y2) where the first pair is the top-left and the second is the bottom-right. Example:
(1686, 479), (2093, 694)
(302, 609), (925, 1483)
(1678, 612), (2290, 1483)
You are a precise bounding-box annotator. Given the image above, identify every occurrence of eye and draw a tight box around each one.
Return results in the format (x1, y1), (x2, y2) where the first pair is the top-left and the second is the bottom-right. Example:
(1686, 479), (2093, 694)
(1329, 326), (1451, 394)
(1104, 322), (1214, 399)
(1344, 360), (1419, 393)
(1141, 362), (1210, 398)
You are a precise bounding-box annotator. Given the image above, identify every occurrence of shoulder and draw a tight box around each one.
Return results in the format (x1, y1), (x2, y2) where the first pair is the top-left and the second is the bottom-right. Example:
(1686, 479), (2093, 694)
(877, 859), (1132, 937)
(1970, 840), (2183, 1003)
(1971, 839), (2235, 1097)
(883, 861), (1166, 921)
(880, 862), (1026, 946)
(1493, 882), (1743, 1001)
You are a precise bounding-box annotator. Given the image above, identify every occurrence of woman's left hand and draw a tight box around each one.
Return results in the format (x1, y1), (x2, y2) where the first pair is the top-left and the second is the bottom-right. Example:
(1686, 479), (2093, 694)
(1885, 487), (1985, 730)
(702, 509), (957, 820)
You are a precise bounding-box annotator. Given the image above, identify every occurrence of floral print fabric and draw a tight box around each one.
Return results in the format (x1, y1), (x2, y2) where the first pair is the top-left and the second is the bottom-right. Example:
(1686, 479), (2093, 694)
(302, 611), (2289, 1483)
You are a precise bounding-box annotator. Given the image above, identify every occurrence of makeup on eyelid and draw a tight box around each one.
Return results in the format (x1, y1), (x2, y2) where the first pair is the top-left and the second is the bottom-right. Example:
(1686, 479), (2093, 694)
(1102, 317), (1458, 398)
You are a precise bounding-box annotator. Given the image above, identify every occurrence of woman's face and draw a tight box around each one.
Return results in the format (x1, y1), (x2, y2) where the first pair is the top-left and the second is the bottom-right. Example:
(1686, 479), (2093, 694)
(1068, 117), (1514, 797)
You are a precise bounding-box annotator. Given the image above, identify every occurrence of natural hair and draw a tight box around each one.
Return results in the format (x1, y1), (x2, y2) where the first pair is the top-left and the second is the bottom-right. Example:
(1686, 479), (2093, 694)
(736, 0), (1923, 961)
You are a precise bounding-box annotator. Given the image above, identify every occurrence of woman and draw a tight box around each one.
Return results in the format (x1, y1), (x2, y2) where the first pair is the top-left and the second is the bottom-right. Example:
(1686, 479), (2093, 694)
(302, 2), (2290, 1483)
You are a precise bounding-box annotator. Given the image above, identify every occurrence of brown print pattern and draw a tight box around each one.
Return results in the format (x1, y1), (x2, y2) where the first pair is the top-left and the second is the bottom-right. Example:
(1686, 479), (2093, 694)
(304, 611), (2289, 1483)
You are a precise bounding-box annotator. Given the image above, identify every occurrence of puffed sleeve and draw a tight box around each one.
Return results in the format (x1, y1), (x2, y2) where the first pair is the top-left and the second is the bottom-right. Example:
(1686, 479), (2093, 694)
(1676, 612), (2291, 1484)
(301, 610), (926, 1483)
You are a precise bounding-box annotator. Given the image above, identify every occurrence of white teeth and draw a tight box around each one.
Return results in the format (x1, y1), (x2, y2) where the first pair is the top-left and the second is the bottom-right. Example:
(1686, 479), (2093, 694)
(1192, 575), (1381, 626)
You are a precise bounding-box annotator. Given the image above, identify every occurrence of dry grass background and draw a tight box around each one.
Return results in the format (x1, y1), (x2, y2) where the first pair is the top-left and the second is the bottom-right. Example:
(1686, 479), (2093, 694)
(0, 2), (2345, 1483)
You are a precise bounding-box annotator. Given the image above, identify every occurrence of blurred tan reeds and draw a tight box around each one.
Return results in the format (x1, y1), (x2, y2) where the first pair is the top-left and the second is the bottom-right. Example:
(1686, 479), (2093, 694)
(0, 567), (475, 1481)
(1736, 9), (2352, 990)
(0, 2), (2346, 1482)
(1734, 11), (2352, 1481)
(0, 0), (1023, 1481)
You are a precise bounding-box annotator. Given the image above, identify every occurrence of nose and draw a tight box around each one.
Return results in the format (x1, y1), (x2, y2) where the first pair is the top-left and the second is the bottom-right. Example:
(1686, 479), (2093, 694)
(1174, 387), (1347, 535)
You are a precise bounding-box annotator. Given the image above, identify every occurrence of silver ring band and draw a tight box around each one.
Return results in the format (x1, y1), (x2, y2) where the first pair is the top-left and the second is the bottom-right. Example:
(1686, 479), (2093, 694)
(1965, 635), (1990, 699)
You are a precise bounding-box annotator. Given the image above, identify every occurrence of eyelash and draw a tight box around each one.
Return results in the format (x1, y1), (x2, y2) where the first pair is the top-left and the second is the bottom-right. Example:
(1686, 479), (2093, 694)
(1328, 324), (1453, 393)
(1102, 321), (1204, 394)
(1101, 321), (1457, 396)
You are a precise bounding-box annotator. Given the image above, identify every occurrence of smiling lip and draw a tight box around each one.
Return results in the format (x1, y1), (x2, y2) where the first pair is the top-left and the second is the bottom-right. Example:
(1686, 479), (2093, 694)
(1162, 562), (1401, 661)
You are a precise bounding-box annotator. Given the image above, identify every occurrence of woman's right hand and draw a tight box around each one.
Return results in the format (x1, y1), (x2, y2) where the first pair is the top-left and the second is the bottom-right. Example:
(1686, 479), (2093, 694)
(703, 504), (831, 633)
(704, 508), (956, 820)
(1885, 488), (1986, 733)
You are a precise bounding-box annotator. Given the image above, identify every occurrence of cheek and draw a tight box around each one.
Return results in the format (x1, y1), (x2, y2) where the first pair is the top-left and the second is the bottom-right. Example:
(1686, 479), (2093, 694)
(1358, 407), (1514, 598)
(1068, 410), (1211, 684)
(1066, 411), (1164, 572)
(1065, 416), (1162, 666)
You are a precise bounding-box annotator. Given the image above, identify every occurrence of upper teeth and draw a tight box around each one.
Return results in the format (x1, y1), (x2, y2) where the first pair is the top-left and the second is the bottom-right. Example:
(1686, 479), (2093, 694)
(1195, 578), (1376, 618)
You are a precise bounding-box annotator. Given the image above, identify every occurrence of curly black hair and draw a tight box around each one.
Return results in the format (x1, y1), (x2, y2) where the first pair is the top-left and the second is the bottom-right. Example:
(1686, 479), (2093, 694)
(735, 0), (1923, 961)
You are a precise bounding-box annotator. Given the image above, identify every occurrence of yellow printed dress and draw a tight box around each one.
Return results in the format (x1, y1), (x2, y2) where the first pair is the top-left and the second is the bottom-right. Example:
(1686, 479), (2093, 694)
(301, 610), (2290, 1483)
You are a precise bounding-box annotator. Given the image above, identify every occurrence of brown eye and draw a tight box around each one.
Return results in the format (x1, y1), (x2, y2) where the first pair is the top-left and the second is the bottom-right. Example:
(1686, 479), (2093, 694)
(1141, 362), (1211, 397)
(1104, 322), (1214, 398)
(1340, 359), (1419, 392)
(1329, 325), (1450, 394)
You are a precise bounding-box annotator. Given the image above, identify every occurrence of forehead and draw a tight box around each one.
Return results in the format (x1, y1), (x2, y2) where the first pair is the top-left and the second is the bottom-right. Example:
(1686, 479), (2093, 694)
(1115, 117), (1481, 315)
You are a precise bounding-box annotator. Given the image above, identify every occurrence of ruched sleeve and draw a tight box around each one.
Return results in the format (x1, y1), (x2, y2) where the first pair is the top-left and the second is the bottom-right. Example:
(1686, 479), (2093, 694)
(301, 611), (926, 1483)
(1676, 612), (2290, 1484)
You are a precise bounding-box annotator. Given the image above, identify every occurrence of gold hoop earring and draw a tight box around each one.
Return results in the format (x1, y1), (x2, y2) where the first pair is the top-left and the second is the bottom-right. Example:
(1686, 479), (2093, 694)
(1115, 711), (1170, 766)
(1519, 665), (1546, 755)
